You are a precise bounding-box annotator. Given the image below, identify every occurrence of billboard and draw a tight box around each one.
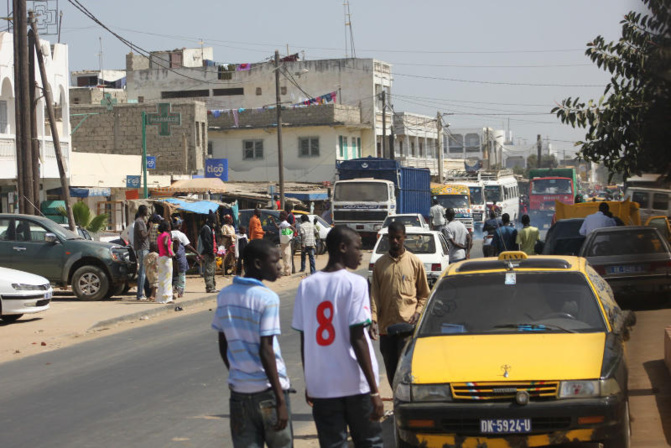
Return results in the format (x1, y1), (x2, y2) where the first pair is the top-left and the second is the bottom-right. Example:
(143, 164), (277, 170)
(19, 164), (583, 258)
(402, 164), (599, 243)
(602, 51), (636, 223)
(205, 159), (228, 181)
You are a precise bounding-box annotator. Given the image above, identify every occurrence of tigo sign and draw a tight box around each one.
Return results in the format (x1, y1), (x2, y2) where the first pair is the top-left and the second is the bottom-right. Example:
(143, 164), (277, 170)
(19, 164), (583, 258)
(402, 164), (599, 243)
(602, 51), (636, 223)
(205, 159), (228, 181)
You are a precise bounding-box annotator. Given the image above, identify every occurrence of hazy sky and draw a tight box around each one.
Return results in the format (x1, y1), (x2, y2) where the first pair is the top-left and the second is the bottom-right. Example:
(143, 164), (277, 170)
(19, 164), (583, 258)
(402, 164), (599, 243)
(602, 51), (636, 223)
(41, 0), (640, 156)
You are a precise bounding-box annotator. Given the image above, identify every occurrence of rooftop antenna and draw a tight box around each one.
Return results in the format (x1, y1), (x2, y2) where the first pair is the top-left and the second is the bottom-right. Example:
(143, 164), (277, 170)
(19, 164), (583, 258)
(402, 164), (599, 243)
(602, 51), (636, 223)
(98, 37), (104, 88)
(343, 0), (356, 58)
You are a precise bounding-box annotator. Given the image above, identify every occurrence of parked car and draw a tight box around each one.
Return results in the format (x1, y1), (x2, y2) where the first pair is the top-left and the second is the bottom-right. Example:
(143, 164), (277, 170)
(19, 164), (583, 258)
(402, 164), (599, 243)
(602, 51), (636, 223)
(0, 266), (52, 323)
(0, 214), (135, 301)
(369, 228), (449, 287)
(579, 226), (671, 303)
(392, 251), (634, 448)
(541, 218), (586, 255)
(381, 213), (430, 231)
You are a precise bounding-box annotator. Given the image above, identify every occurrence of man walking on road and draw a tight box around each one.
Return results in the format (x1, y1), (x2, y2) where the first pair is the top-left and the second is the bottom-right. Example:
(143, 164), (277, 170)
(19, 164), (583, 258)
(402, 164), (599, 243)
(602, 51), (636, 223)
(292, 226), (384, 447)
(271, 211), (295, 277)
(429, 197), (446, 231)
(579, 202), (617, 236)
(133, 205), (150, 300)
(298, 214), (317, 274)
(492, 213), (517, 255)
(516, 214), (540, 255)
(371, 221), (430, 386)
(443, 208), (472, 263)
(212, 239), (292, 448)
(200, 213), (218, 293)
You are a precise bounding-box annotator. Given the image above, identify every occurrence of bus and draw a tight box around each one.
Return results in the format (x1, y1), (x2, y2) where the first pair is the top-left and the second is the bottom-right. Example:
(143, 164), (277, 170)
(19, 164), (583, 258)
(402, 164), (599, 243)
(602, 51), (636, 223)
(482, 171), (520, 223)
(430, 183), (474, 232)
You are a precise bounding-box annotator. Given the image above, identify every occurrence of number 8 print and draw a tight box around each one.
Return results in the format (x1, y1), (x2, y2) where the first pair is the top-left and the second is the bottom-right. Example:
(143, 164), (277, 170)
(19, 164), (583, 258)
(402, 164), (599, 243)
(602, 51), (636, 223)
(316, 301), (335, 346)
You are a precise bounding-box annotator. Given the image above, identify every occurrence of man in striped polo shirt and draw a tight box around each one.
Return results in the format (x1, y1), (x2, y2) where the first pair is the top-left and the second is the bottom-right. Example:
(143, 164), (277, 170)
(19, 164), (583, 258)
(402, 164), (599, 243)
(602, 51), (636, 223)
(212, 239), (292, 447)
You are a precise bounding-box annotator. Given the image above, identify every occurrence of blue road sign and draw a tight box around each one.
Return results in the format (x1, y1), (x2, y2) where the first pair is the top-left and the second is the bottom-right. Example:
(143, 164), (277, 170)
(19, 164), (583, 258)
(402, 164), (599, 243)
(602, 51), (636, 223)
(126, 175), (141, 188)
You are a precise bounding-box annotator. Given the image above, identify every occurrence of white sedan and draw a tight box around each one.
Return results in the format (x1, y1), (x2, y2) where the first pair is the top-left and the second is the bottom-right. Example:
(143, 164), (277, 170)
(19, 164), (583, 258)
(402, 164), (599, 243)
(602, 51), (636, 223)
(381, 213), (430, 231)
(369, 228), (450, 287)
(0, 267), (52, 323)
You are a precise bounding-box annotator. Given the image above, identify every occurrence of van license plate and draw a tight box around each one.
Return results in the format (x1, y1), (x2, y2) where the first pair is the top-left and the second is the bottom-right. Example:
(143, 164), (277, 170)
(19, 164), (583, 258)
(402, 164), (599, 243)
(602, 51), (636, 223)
(607, 265), (644, 274)
(480, 419), (531, 434)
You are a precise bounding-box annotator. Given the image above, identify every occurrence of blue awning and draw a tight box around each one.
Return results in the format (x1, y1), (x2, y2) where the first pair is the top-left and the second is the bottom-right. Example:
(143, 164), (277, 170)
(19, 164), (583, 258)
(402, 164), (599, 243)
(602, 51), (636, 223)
(285, 192), (329, 201)
(161, 198), (220, 215)
(48, 187), (111, 198)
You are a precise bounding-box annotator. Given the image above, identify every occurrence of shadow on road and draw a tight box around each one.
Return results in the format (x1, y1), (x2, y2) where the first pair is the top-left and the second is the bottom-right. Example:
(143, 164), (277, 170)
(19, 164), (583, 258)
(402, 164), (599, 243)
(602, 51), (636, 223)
(643, 360), (671, 445)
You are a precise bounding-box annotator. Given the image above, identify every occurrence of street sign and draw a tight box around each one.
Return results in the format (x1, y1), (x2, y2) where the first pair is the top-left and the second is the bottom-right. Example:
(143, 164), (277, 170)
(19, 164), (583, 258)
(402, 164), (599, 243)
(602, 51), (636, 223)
(146, 156), (156, 170)
(146, 103), (181, 136)
(126, 175), (141, 188)
(205, 158), (228, 181)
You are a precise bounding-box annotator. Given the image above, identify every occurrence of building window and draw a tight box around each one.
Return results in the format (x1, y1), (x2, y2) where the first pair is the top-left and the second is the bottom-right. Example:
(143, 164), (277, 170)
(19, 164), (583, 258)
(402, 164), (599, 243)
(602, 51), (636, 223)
(213, 88), (244, 96)
(465, 133), (481, 153)
(281, 86), (287, 95)
(299, 137), (320, 158)
(207, 141), (213, 156)
(0, 101), (8, 134)
(170, 52), (182, 68)
(256, 87), (262, 95)
(449, 134), (464, 154)
(339, 136), (346, 158)
(162, 90), (209, 99)
(243, 140), (264, 160)
(411, 141), (416, 157)
(355, 137), (361, 158)
(419, 141), (424, 157)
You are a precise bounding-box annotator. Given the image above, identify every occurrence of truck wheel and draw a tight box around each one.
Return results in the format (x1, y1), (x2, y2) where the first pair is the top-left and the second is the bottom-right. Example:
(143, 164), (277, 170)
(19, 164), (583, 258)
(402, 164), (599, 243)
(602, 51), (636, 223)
(72, 266), (109, 301)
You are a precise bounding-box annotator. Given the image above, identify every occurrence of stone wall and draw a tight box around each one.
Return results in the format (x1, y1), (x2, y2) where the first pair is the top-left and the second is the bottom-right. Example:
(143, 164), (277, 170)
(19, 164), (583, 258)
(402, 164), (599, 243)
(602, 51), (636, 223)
(70, 100), (208, 175)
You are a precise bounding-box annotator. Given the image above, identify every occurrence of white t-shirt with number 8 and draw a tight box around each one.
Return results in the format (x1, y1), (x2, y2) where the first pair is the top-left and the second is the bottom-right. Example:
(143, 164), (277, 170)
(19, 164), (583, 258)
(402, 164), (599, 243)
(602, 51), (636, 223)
(292, 269), (379, 399)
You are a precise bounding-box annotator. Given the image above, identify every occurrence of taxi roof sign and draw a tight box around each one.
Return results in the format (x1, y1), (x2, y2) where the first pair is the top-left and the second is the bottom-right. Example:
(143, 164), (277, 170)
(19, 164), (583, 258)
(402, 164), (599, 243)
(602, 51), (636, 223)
(498, 251), (528, 261)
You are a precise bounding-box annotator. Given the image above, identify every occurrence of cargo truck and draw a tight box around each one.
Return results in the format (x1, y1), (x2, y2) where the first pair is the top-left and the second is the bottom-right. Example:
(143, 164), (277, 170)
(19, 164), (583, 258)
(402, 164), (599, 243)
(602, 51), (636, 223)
(527, 168), (577, 229)
(332, 157), (431, 240)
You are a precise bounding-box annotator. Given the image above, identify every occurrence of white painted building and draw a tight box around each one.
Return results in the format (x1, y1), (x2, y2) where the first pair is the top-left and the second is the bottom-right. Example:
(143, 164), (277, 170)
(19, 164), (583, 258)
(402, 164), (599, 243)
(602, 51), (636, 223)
(0, 32), (71, 213)
(209, 104), (370, 183)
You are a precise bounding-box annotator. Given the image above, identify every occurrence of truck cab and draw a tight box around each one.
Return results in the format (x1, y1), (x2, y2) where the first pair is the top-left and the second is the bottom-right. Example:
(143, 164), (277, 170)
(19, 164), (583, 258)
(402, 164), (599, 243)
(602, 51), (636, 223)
(332, 178), (396, 238)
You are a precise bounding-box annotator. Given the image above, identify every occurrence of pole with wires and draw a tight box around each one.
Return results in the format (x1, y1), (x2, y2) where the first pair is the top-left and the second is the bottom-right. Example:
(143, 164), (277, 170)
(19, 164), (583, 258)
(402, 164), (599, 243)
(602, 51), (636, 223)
(437, 112), (444, 184)
(275, 50), (285, 210)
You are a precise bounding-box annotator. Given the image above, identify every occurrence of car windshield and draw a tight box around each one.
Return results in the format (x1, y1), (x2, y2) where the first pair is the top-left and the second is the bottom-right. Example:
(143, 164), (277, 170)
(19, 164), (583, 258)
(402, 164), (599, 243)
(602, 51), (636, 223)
(376, 233), (436, 254)
(436, 195), (470, 209)
(53, 223), (83, 240)
(585, 228), (667, 257)
(469, 187), (484, 205)
(531, 179), (572, 195)
(418, 272), (606, 336)
(383, 215), (421, 228)
(485, 186), (502, 203)
(334, 182), (388, 202)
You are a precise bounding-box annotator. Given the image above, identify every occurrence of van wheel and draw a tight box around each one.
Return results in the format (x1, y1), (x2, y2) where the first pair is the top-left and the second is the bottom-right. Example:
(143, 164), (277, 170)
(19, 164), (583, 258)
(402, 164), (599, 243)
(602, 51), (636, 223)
(2, 314), (23, 323)
(72, 266), (109, 301)
(606, 401), (631, 448)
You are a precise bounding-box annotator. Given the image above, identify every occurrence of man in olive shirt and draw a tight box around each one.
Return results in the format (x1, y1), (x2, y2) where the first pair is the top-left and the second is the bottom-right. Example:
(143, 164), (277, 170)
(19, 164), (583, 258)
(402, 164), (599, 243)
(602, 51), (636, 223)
(516, 214), (540, 255)
(370, 221), (430, 386)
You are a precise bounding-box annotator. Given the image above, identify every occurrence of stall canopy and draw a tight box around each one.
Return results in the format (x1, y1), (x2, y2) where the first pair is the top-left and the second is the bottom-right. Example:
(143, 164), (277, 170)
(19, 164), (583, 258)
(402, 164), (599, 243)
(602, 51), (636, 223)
(161, 198), (220, 215)
(151, 178), (226, 194)
(48, 187), (111, 198)
(285, 192), (329, 201)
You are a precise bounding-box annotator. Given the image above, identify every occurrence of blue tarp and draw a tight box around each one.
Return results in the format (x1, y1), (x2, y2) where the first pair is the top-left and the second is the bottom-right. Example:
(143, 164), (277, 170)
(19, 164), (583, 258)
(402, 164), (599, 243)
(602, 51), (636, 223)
(162, 198), (220, 215)
(285, 192), (329, 201)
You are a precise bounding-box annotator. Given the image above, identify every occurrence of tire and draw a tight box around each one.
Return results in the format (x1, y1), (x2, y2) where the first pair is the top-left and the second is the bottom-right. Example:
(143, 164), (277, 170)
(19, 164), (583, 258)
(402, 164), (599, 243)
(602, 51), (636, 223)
(606, 401), (631, 448)
(72, 265), (110, 301)
(106, 283), (125, 299)
(2, 314), (23, 323)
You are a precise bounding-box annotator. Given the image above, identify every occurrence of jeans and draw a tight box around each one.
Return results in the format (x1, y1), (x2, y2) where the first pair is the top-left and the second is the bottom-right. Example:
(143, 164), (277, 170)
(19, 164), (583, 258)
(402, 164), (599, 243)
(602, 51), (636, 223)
(312, 393), (383, 448)
(203, 254), (217, 292)
(300, 246), (316, 274)
(135, 249), (149, 299)
(229, 388), (293, 448)
(379, 334), (409, 387)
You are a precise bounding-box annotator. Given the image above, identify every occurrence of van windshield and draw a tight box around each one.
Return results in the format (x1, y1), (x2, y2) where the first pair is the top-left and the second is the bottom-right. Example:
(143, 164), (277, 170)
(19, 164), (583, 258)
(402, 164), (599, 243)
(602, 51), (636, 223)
(334, 182), (388, 202)
(469, 187), (484, 205)
(485, 186), (502, 202)
(436, 195), (470, 209)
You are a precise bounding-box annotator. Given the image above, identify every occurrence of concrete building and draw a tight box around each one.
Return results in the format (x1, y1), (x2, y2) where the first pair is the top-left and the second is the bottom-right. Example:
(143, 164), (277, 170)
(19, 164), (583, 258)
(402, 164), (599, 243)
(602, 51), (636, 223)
(0, 32), (71, 213)
(70, 100), (208, 176)
(208, 104), (369, 183)
(125, 50), (393, 155)
(70, 69), (128, 106)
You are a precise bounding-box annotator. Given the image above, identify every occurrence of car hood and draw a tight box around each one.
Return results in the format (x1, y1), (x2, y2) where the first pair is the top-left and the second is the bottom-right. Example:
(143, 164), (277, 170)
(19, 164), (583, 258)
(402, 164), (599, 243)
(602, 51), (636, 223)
(411, 333), (605, 383)
(0, 266), (50, 285)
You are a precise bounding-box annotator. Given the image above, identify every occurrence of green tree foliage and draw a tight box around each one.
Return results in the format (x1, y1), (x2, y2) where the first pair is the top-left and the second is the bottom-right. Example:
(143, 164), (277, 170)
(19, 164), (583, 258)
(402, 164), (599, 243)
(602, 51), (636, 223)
(552, 0), (671, 179)
(59, 201), (108, 233)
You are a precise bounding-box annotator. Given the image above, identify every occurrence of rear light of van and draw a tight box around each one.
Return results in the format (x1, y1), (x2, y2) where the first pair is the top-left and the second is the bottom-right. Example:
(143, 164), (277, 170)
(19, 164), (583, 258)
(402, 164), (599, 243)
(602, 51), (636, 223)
(431, 263), (442, 272)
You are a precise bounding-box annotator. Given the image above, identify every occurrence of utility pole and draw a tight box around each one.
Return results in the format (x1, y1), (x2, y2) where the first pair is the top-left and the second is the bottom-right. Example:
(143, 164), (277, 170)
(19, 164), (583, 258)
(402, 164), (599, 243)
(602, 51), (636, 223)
(536, 134), (542, 168)
(275, 50), (285, 210)
(437, 112), (444, 183)
(14, 0), (34, 214)
(30, 11), (75, 230)
(28, 28), (40, 212)
(381, 90), (386, 158)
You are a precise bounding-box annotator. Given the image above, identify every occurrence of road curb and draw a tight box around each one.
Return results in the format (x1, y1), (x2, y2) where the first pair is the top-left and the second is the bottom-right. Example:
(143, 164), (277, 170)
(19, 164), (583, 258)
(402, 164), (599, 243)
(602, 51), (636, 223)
(87, 294), (218, 331)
